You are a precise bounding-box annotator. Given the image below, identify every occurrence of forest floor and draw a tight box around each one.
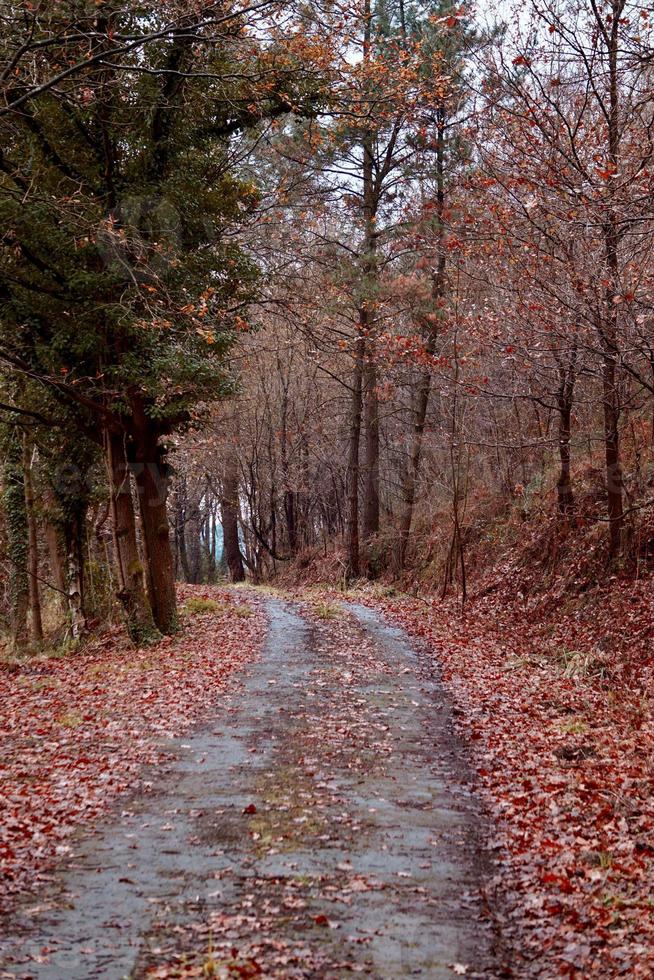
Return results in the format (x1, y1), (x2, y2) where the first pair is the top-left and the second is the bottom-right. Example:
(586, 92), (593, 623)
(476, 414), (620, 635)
(0, 592), (494, 979)
(1, 582), (651, 979)
(338, 584), (654, 979)
(0, 590), (267, 933)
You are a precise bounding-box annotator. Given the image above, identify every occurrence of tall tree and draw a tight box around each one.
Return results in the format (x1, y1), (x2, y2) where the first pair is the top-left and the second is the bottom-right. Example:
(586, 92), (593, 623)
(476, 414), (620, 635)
(0, 0), (323, 633)
(1, 422), (28, 650)
(479, 0), (653, 556)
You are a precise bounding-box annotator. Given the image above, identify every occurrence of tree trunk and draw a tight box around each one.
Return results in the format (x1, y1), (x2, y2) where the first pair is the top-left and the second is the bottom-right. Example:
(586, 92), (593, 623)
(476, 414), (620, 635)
(131, 439), (178, 634)
(106, 429), (158, 644)
(600, 2), (624, 557)
(44, 481), (88, 636)
(556, 365), (575, 515)
(23, 437), (43, 646)
(396, 106), (447, 571)
(280, 382), (298, 553)
(362, 356), (380, 544)
(2, 425), (29, 651)
(397, 368), (432, 571)
(557, 405), (575, 515)
(360, 0), (380, 550)
(345, 333), (365, 579)
(43, 489), (67, 610)
(186, 493), (202, 584)
(298, 433), (311, 547)
(65, 506), (87, 640)
(221, 448), (245, 582)
(284, 490), (297, 553)
(602, 349), (623, 556)
(173, 477), (191, 582)
(177, 514), (191, 582)
(127, 394), (177, 632)
(206, 505), (217, 583)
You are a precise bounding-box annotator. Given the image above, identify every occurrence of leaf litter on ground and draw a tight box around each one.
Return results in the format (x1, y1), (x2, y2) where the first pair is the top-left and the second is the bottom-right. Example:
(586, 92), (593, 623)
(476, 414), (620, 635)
(0, 586), (266, 918)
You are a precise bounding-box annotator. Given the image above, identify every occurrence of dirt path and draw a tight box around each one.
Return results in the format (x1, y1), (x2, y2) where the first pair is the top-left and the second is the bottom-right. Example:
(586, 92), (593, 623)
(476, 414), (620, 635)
(1, 599), (495, 979)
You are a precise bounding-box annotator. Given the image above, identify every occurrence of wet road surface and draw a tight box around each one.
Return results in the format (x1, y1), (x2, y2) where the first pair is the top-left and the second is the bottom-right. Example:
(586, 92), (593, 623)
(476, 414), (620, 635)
(0, 598), (495, 978)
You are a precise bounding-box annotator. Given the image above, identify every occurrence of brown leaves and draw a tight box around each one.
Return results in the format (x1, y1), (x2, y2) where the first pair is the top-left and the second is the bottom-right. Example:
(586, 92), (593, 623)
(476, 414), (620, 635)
(0, 587), (265, 915)
(356, 590), (654, 978)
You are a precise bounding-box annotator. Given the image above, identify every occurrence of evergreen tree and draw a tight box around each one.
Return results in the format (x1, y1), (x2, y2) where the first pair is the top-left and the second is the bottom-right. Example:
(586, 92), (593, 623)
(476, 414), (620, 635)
(0, 1), (323, 637)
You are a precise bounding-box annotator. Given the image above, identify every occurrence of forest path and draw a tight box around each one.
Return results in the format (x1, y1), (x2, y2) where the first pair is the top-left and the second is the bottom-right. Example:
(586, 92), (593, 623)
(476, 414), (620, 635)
(1, 598), (494, 979)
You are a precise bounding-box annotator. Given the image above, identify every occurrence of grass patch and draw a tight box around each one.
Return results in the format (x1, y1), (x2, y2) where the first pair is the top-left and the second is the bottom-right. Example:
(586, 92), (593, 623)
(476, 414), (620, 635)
(183, 596), (253, 618)
(250, 583), (282, 596)
(184, 597), (221, 616)
(313, 601), (340, 620)
(559, 717), (589, 735)
(86, 663), (116, 680)
(232, 604), (253, 618)
(30, 677), (60, 693)
(58, 711), (84, 729)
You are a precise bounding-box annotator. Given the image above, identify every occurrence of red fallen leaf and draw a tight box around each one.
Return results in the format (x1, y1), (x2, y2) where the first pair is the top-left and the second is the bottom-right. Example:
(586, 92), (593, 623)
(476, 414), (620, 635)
(231, 961), (263, 978)
(339, 586), (654, 976)
(243, 803), (257, 815)
(541, 872), (574, 894)
(0, 586), (265, 918)
(313, 913), (329, 926)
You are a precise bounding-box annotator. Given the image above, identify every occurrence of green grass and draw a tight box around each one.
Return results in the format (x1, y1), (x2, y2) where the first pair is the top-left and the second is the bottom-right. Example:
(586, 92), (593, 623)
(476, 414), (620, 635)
(184, 597), (221, 616)
(313, 601), (340, 620)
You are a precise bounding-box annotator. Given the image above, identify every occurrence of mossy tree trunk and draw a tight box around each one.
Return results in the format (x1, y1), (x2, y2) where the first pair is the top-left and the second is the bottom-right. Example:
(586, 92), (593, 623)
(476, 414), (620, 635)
(43, 488), (67, 614)
(2, 425), (29, 651)
(129, 399), (178, 635)
(106, 429), (159, 645)
(23, 434), (43, 646)
(65, 504), (88, 640)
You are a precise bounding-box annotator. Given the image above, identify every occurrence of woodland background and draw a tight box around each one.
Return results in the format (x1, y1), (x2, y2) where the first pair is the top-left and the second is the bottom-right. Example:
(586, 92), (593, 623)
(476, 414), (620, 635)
(2, 4), (654, 975)
(0, 0), (652, 659)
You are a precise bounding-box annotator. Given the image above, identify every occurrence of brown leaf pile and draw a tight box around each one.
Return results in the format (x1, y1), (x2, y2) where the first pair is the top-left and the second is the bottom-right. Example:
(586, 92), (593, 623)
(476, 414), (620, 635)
(0, 587), (265, 916)
(356, 587), (654, 978)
